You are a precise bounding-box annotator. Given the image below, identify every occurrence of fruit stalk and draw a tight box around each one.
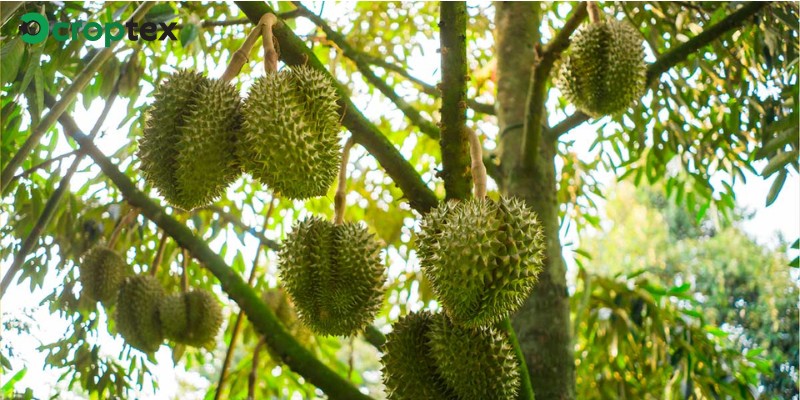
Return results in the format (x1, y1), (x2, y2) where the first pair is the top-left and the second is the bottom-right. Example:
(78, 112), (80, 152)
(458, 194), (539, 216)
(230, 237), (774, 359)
(219, 17), (266, 82)
(260, 13), (279, 73)
(467, 127), (487, 199)
(108, 208), (139, 248)
(334, 136), (356, 225)
(587, 2), (602, 23)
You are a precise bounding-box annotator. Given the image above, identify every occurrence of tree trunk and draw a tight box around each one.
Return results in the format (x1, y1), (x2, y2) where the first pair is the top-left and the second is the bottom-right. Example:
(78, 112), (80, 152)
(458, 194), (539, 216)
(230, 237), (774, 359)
(495, 3), (576, 399)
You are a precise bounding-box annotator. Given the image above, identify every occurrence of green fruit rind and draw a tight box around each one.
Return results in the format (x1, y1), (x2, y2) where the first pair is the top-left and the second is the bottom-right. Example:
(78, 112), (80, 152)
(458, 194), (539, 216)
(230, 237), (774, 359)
(239, 66), (341, 199)
(556, 19), (646, 117)
(159, 290), (223, 348)
(115, 275), (165, 353)
(139, 70), (241, 210)
(279, 217), (385, 336)
(427, 314), (520, 400)
(78, 246), (128, 304)
(381, 311), (458, 400)
(417, 197), (545, 328)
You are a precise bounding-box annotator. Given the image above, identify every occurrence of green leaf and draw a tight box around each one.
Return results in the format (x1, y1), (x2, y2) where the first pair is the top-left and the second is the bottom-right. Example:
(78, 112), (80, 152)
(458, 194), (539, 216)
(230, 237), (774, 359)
(0, 37), (25, 86)
(766, 169), (787, 206)
(667, 283), (691, 295)
(180, 23), (199, 48)
(761, 150), (798, 177)
(1, 367), (27, 393)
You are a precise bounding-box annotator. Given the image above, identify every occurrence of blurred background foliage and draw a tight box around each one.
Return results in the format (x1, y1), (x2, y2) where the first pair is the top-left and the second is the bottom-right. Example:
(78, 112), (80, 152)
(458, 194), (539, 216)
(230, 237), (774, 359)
(0, 1), (797, 399)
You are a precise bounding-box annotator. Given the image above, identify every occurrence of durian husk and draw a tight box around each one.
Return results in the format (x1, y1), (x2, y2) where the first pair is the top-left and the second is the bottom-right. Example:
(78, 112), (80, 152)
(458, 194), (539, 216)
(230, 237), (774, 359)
(380, 311), (457, 400)
(417, 197), (545, 328)
(427, 313), (520, 400)
(115, 275), (165, 353)
(555, 19), (646, 117)
(239, 66), (341, 199)
(78, 246), (128, 304)
(159, 289), (223, 348)
(278, 217), (385, 336)
(139, 70), (242, 210)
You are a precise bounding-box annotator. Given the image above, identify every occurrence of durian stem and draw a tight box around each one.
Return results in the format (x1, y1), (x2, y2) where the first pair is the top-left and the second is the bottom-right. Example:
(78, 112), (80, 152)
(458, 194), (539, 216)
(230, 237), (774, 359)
(501, 317), (536, 400)
(260, 13), (279, 73)
(108, 208), (138, 248)
(587, 2), (602, 23)
(220, 25), (263, 83)
(150, 231), (168, 277)
(334, 136), (356, 225)
(181, 249), (190, 292)
(467, 127), (487, 199)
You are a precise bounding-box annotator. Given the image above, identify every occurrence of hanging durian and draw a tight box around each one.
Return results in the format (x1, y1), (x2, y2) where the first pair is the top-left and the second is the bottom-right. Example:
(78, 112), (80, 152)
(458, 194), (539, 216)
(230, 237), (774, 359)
(138, 70), (242, 210)
(159, 289), (223, 348)
(417, 197), (544, 327)
(78, 246), (128, 304)
(263, 288), (313, 348)
(278, 217), (385, 336)
(238, 65), (341, 199)
(427, 313), (520, 400)
(555, 4), (646, 117)
(380, 311), (457, 400)
(115, 275), (165, 353)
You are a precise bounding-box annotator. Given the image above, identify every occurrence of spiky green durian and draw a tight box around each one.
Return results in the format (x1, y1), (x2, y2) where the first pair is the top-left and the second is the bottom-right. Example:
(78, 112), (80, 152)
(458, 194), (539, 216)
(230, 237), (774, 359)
(78, 246), (128, 304)
(139, 70), (242, 210)
(279, 217), (385, 336)
(115, 275), (165, 353)
(555, 19), (646, 117)
(417, 197), (544, 328)
(381, 311), (458, 400)
(427, 314), (520, 400)
(159, 289), (223, 347)
(239, 66), (341, 199)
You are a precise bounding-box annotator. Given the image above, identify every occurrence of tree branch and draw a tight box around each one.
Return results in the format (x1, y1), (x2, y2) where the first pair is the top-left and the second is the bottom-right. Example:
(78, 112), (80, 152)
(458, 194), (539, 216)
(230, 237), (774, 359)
(521, 2), (588, 169)
(0, 2), (154, 194)
(235, 1), (438, 214)
(292, 2), (441, 139)
(439, 2), (472, 200)
(53, 114), (373, 400)
(548, 1), (770, 139)
(10, 150), (78, 182)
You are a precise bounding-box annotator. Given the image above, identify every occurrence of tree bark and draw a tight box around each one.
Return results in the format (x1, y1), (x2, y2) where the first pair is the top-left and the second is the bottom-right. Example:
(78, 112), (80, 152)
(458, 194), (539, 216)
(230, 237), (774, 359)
(495, 3), (575, 399)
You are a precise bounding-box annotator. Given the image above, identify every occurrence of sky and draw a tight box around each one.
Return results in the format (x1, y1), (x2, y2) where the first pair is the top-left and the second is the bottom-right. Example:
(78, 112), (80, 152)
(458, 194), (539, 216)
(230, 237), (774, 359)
(3, 2), (799, 399)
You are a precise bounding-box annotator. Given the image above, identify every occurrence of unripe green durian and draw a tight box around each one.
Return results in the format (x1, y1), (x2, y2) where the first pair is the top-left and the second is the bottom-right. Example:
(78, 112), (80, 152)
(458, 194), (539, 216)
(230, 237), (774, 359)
(159, 289), (223, 347)
(417, 197), (544, 328)
(556, 19), (646, 117)
(239, 66), (341, 199)
(381, 311), (457, 400)
(279, 217), (385, 336)
(427, 314), (520, 400)
(263, 289), (312, 347)
(78, 246), (128, 304)
(115, 275), (165, 353)
(139, 70), (242, 210)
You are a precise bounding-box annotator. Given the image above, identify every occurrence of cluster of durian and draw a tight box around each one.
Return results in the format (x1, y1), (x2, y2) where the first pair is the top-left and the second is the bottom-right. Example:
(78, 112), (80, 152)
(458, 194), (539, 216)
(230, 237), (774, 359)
(555, 18), (646, 117)
(138, 65), (341, 210)
(278, 216), (386, 336)
(78, 247), (223, 353)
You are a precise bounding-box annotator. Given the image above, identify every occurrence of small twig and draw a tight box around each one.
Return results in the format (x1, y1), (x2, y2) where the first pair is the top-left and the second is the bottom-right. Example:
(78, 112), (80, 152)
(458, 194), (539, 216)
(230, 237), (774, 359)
(108, 208), (138, 248)
(260, 13), (279, 73)
(501, 317), (535, 400)
(467, 127), (487, 199)
(12, 151), (78, 181)
(181, 249), (190, 292)
(334, 137), (356, 225)
(247, 338), (267, 400)
(151, 230), (168, 277)
(587, 2), (602, 23)
(220, 23), (264, 82)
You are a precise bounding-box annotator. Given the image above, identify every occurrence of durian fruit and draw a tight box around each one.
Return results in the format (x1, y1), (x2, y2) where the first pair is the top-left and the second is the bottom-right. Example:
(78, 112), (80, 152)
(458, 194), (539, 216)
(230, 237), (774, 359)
(115, 275), (165, 353)
(427, 313), (520, 400)
(138, 70), (242, 210)
(417, 197), (544, 328)
(278, 217), (385, 336)
(78, 246), (128, 304)
(380, 311), (457, 400)
(239, 66), (341, 199)
(159, 289), (223, 348)
(555, 19), (646, 117)
(263, 289), (312, 348)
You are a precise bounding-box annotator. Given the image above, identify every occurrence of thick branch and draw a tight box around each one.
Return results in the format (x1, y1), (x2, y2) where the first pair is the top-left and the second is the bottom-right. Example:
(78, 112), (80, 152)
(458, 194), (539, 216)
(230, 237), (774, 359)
(439, 2), (472, 200)
(235, 1), (438, 214)
(54, 116), (372, 400)
(292, 2), (441, 139)
(549, 1), (770, 139)
(0, 2), (154, 194)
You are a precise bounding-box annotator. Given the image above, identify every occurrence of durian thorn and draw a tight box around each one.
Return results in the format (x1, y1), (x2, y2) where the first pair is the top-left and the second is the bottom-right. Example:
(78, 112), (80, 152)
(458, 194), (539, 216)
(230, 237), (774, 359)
(150, 230), (168, 277)
(587, 2), (603, 23)
(260, 13), (279, 73)
(181, 249), (190, 292)
(108, 207), (139, 248)
(334, 136), (356, 225)
(467, 127), (487, 199)
(220, 24), (262, 83)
